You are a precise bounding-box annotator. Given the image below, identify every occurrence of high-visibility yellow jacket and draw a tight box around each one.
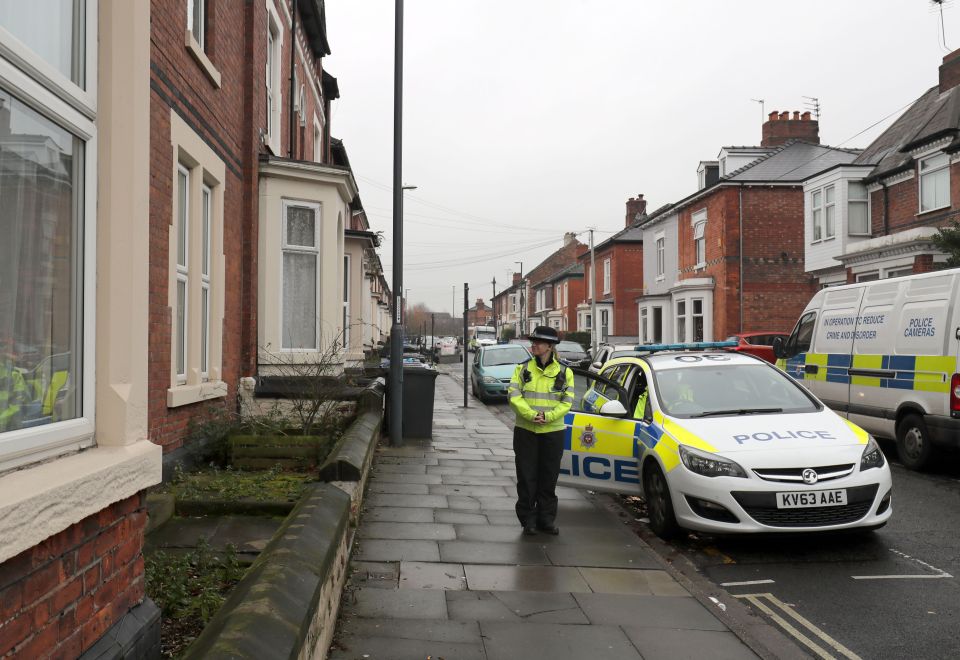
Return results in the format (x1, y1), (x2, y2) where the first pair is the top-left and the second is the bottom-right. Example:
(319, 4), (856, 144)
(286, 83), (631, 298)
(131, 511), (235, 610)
(508, 356), (575, 433)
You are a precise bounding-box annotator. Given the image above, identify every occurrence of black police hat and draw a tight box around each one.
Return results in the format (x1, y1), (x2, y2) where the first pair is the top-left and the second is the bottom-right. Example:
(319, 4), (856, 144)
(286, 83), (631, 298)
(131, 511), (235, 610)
(529, 326), (560, 344)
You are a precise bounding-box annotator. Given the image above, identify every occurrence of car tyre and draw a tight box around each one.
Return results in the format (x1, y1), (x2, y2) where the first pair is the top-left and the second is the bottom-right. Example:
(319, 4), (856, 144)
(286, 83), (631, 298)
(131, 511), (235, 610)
(896, 413), (936, 471)
(643, 462), (681, 540)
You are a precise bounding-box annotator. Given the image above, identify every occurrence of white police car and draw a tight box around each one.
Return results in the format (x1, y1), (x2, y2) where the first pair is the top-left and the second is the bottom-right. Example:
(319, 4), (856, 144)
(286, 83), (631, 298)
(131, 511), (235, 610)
(560, 342), (893, 539)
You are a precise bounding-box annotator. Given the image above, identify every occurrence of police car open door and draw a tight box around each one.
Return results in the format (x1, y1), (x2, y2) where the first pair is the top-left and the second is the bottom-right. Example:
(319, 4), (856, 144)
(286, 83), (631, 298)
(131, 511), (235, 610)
(559, 365), (642, 494)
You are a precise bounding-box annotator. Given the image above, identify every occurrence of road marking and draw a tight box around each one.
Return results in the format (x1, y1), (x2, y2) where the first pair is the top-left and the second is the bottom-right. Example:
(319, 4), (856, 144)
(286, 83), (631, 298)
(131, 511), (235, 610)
(851, 574), (952, 580)
(734, 592), (862, 660)
(851, 548), (954, 580)
(721, 579), (775, 587)
(702, 546), (737, 564)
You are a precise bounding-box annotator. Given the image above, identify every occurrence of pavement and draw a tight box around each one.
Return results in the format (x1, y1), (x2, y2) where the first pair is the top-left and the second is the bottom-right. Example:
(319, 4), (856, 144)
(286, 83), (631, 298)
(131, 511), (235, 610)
(330, 369), (762, 660)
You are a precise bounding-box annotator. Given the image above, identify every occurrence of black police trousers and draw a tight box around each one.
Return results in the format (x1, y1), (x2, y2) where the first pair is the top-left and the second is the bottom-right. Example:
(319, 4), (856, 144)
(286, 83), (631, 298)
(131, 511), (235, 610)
(513, 426), (564, 527)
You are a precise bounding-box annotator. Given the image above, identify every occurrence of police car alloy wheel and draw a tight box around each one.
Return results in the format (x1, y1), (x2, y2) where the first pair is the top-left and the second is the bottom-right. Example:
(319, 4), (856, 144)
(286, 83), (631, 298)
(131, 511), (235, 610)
(644, 463), (680, 539)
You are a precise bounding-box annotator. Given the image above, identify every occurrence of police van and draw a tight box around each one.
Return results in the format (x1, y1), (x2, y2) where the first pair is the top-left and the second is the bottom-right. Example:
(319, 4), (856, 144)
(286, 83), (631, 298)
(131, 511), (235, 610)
(560, 343), (893, 539)
(774, 268), (960, 471)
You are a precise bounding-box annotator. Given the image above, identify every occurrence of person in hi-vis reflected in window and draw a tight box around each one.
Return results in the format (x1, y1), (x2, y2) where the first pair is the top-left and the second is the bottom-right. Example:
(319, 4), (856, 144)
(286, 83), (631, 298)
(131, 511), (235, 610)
(507, 326), (574, 535)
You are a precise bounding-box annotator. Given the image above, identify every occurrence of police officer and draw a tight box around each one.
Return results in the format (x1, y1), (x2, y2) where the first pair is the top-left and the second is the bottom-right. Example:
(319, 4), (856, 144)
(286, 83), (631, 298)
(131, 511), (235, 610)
(508, 326), (575, 535)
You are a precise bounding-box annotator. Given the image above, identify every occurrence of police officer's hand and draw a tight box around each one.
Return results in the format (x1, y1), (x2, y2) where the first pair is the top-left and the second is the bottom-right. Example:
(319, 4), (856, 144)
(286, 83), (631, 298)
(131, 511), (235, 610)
(534, 411), (546, 424)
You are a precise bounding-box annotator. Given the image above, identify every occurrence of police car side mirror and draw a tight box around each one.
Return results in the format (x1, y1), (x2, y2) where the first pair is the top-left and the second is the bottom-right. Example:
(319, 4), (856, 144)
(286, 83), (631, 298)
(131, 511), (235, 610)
(591, 361), (603, 370)
(772, 336), (786, 359)
(599, 399), (628, 417)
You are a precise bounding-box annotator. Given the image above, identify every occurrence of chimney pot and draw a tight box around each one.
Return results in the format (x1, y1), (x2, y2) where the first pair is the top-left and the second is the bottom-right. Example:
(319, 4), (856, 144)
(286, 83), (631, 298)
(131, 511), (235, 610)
(801, 111), (811, 121)
(793, 111), (800, 120)
(768, 111), (779, 121)
(778, 111), (789, 121)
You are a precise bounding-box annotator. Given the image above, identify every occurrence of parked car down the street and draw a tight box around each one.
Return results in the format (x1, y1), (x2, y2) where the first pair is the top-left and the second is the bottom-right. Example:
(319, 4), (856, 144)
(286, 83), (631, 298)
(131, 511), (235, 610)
(724, 332), (789, 364)
(471, 343), (531, 402)
(556, 340), (591, 368)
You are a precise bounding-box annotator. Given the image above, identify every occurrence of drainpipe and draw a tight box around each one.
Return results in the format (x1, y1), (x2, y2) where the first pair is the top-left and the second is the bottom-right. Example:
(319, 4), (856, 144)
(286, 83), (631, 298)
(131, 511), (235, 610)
(288, 3), (296, 158)
(738, 185), (744, 333)
(882, 181), (889, 236)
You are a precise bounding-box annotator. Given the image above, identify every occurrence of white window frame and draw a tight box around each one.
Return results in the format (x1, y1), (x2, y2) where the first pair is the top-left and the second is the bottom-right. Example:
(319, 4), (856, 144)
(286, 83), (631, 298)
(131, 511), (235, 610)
(168, 111), (226, 408)
(847, 181), (870, 236)
(693, 222), (706, 268)
(856, 271), (880, 282)
(280, 200), (321, 351)
(0, 1), (98, 470)
(343, 253), (350, 349)
(313, 116), (323, 162)
(656, 236), (665, 279)
(691, 298), (704, 342)
(811, 189), (823, 242)
(676, 299), (687, 342)
(200, 184), (211, 380)
(265, 2), (283, 155)
(640, 307), (648, 343)
(602, 258), (611, 295)
(919, 152), (950, 213)
(884, 266), (913, 279)
(187, 0), (205, 51)
(824, 184), (836, 239)
(175, 165), (190, 384)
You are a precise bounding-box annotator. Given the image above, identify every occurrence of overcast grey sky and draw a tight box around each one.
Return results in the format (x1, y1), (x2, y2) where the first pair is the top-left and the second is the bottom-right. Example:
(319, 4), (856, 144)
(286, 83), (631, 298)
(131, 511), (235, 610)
(325, 0), (959, 317)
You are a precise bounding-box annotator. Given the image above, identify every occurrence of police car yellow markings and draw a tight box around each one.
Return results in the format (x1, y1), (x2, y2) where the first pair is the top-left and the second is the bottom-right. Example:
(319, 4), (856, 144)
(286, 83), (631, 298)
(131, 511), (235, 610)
(562, 413), (641, 485)
(842, 418), (870, 444)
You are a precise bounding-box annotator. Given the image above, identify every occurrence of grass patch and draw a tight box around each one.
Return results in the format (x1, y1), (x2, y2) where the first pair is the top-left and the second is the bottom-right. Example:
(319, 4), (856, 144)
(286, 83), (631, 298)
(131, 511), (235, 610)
(146, 539), (245, 658)
(159, 465), (313, 503)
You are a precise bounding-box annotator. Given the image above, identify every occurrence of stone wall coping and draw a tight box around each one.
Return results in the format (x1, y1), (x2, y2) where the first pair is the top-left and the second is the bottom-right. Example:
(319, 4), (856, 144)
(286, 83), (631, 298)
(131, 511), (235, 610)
(317, 379), (384, 482)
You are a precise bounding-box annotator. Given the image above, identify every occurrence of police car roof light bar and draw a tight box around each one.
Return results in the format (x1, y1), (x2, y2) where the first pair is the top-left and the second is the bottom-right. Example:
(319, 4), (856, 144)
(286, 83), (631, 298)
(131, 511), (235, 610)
(632, 340), (739, 353)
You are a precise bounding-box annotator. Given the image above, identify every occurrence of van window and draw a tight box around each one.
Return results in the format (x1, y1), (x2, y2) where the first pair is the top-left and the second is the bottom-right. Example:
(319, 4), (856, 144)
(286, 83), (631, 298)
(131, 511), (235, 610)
(786, 312), (816, 358)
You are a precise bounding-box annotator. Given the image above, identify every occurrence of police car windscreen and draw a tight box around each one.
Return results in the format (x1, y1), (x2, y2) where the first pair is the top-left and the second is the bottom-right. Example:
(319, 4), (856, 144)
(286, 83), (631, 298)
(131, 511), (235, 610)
(482, 346), (530, 366)
(654, 364), (818, 418)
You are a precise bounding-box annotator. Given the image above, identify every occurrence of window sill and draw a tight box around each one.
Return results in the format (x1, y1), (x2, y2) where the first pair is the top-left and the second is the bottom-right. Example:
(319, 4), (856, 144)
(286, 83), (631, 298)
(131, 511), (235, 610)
(656, 275), (665, 282)
(694, 263), (706, 271)
(185, 30), (222, 88)
(917, 204), (951, 217)
(0, 440), (161, 563)
(167, 380), (228, 408)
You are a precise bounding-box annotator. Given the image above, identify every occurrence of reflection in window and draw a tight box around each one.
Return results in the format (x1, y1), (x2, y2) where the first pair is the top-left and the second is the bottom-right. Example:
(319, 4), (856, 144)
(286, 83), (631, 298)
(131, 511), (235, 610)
(0, 0), (85, 86)
(0, 90), (81, 432)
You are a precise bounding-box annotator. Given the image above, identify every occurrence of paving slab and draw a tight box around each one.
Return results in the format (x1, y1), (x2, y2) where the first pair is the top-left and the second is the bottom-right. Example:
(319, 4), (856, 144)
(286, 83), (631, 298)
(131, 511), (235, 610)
(621, 627), (760, 660)
(368, 482), (430, 495)
(375, 456), (440, 466)
(371, 472), (443, 485)
(365, 493), (448, 509)
(336, 617), (482, 643)
(348, 588), (448, 620)
(330, 635), (485, 660)
(348, 561), (399, 590)
(463, 565), (591, 593)
(446, 495), (481, 510)
(429, 484), (510, 497)
(439, 541), (549, 566)
(361, 507), (435, 523)
(479, 621), (642, 660)
(359, 522), (457, 541)
(354, 540), (441, 563)
(398, 561), (467, 590)
(573, 593), (729, 630)
(577, 568), (690, 596)
(477, 496), (518, 510)
(434, 510), (489, 525)
(446, 590), (589, 624)
(372, 463), (427, 474)
(544, 543), (662, 569)
(440, 476), (516, 487)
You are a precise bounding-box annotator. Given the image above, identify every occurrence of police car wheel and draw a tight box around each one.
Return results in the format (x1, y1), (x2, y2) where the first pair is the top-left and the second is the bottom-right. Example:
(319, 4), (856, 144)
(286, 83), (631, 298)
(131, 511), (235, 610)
(896, 413), (935, 471)
(643, 463), (680, 540)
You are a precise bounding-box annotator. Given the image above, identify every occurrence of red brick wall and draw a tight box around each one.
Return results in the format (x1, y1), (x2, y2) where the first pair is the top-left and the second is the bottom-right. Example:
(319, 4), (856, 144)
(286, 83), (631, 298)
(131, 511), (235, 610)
(150, 0), (252, 452)
(610, 244), (643, 337)
(0, 494), (146, 659)
(525, 241), (586, 321)
(869, 163), (960, 237)
(563, 277), (585, 331)
(678, 186), (814, 340)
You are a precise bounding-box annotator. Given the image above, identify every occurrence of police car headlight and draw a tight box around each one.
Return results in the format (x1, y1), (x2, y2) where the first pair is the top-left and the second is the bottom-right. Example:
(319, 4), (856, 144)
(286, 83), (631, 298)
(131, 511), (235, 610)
(482, 376), (498, 383)
(678, 445), (747, 478)
(860, 436), (885, 471)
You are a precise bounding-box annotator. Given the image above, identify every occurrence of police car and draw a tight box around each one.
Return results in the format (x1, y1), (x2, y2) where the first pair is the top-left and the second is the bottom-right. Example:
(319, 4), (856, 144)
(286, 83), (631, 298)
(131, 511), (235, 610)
(560, 342), (893, 539)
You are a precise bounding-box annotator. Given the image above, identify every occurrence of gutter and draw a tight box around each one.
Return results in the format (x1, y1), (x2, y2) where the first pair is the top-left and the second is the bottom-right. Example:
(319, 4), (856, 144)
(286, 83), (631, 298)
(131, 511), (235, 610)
(738, 185), (744, 333)
(288, 5), (297, 158)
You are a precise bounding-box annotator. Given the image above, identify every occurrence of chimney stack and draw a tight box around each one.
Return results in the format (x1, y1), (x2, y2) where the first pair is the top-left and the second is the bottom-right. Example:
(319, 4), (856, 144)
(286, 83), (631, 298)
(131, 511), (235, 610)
(940, 48), (960, 93)
(761, 109), (820, 147)
(512, 272), (521, 285)
(625, 194), (647, 227)
(563, 231), (578, 246)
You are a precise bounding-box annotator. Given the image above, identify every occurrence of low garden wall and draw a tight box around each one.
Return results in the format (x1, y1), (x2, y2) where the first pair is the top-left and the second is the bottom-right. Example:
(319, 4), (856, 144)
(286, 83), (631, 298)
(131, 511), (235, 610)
(174, 377), (385, 659)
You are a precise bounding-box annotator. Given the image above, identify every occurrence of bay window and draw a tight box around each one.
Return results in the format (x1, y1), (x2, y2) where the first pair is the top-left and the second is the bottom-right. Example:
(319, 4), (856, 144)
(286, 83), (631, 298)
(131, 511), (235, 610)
(812, 189), (823, 241)
(824, 185), (836, 239)
(0, 0), (95, 468)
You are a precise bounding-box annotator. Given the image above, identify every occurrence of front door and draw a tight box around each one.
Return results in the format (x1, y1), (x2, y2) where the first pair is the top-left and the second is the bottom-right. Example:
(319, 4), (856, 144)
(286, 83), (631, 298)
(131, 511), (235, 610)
(560, 366), (641, 494)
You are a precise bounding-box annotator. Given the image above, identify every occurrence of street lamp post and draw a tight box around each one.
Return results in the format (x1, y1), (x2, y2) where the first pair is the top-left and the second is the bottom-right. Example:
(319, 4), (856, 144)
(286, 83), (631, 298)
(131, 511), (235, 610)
(514, 261), (524, 336)
(389, 0), (407, 447)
